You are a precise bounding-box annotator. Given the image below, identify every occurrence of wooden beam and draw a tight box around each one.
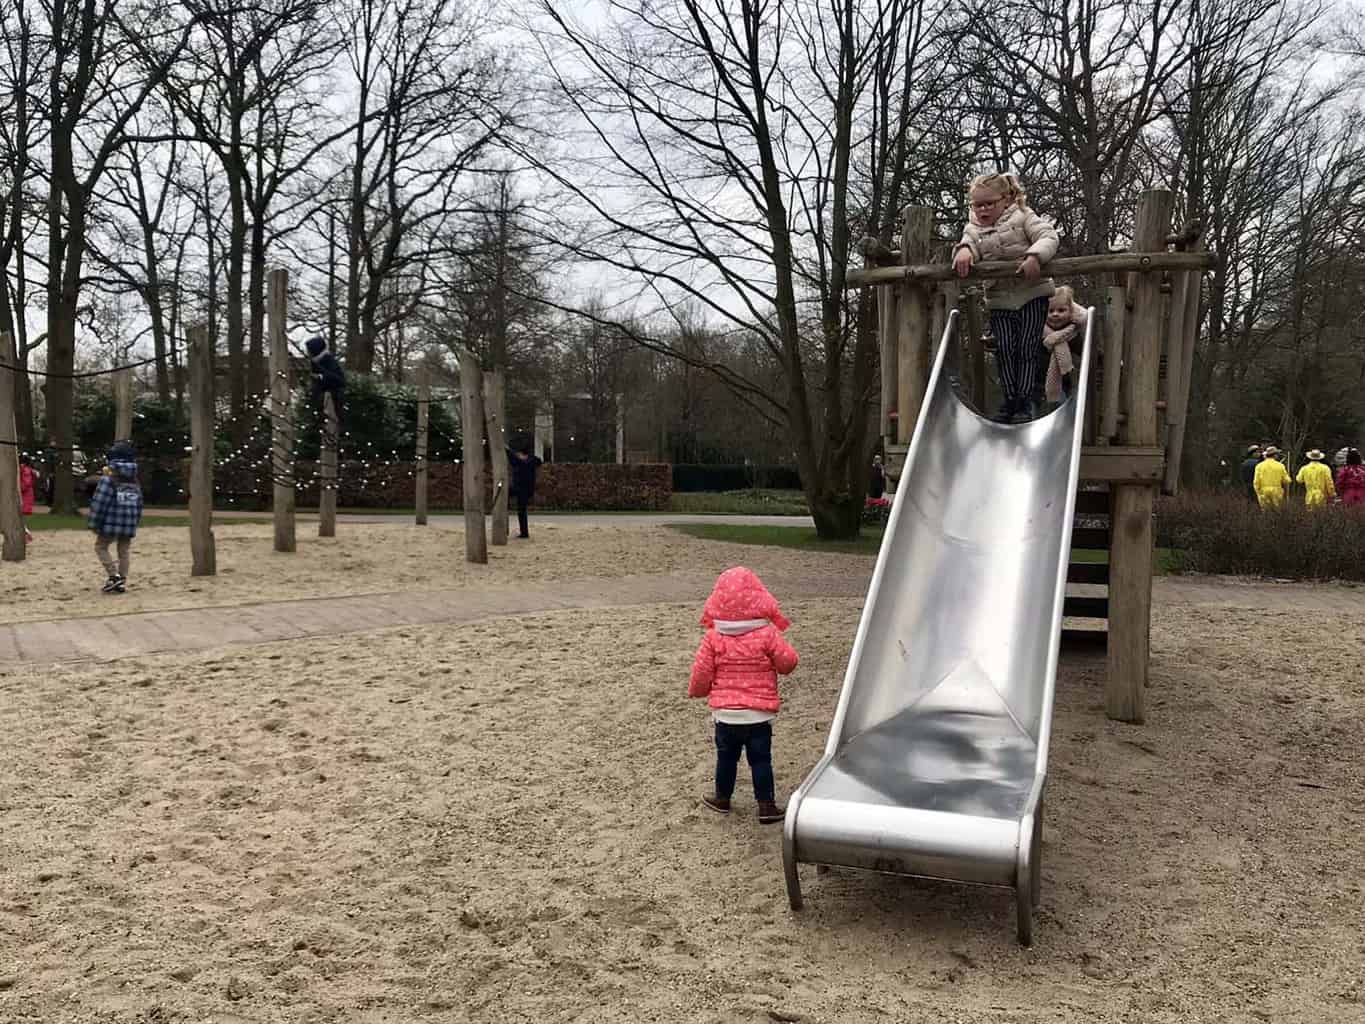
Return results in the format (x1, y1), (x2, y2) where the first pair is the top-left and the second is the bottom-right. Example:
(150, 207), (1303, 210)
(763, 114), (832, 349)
(187, 324), (216, 576)
(415, 365), (430, 526)
(268, 268), (296, 553)
(318, 392), (338, 537)
(896, 206), (934, 444)
(458, 347), (487, 564)
(1106, 190), (1172, 725)
(0, 330), (26, 562)
(1079, 447), (1165, 482)
(847, 250), (1212, 288)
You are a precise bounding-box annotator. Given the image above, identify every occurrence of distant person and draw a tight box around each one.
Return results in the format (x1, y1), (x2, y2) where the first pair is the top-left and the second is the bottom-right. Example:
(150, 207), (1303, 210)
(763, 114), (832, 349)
(1253, 446), (1291, 510)
(507, 444), (543, 539)
(1238, 444), (1261, 502)
(1296, 449), (1335, 509)
(1337, 448), (1365, 507)
(868, 455), (885, 499)
(688, 567), (799, 825)
(18, 453), (37, 541)
(87, 441), (144, 594)
(303, 336), (346, 435)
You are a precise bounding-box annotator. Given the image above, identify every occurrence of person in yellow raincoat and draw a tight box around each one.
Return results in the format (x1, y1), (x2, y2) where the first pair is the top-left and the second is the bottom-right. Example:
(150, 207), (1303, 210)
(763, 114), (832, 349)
(1253, 446), (1291, 509)
(1295, 448), (1336, 509)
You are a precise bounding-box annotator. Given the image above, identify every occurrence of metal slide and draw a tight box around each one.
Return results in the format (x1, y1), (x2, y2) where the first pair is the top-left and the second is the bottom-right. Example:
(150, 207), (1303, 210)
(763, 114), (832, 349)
(782, 308), (1095, 945)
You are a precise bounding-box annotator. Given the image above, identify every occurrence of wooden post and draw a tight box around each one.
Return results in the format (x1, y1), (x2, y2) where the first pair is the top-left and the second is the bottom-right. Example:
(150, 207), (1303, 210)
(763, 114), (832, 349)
(187, 324), (216, 576)
(415, 365), (430, 526)
(484, 368), (509, 546)
(113, 369), (133, 439)
(1100, 287), (1127, 444)
(896, 206), (934, 442)
(458, 347), (487, 563)
(878, 284), (898, 448)
(1106, 189), (1173, 725)
(319, 392), (338, 537)
(0, 330), (26, 562)
(963, 287), (987, 412)
(268, 267), (296, 553)
(1163, 245), (1204, 495)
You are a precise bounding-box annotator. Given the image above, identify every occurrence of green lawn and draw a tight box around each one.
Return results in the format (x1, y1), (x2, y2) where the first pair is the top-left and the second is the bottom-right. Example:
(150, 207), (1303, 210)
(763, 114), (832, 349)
(668, 489), (809, 516)
(672, 522), (1180, 572)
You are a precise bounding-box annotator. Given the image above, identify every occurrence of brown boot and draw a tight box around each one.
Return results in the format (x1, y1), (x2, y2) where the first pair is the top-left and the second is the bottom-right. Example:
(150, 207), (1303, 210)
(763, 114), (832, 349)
(701, 794), (731, 814)
(757, 801), (785, 824)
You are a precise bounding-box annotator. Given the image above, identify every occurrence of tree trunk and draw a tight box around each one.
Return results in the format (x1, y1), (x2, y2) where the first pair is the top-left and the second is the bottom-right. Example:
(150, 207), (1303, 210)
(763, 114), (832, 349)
(226, 172), (248, 429)
(248, 215), (268, 401)
(808, 489), (863, 540)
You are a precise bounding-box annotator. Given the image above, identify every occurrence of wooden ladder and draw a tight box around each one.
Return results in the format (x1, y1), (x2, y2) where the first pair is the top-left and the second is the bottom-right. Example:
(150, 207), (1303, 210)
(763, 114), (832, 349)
(1063, 484), (1111, 646)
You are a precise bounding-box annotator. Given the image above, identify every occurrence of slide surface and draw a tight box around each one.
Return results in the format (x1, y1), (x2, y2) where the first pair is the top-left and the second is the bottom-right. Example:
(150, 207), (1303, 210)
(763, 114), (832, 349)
(782, 309), (1095, 944)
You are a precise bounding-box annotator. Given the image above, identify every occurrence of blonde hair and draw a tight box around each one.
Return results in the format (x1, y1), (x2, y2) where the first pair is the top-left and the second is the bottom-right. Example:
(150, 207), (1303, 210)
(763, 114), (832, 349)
(968, 171), (1027, 212)
(1052, 284), (1074, 305)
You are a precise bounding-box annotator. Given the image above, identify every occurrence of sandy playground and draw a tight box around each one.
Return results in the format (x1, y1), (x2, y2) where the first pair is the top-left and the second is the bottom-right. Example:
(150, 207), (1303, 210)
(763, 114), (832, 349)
(1, 521), (1364, 1023)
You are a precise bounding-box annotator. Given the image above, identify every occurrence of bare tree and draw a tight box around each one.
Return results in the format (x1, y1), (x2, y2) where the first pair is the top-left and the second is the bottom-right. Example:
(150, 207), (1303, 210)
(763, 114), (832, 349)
(338, 0), (511, 374)
(534, 0), (962, 536)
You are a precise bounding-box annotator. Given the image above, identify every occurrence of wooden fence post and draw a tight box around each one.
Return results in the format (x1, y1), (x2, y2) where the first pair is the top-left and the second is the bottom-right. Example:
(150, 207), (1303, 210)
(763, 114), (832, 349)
(962, 287), (987, 413)
(1106, 189), (1173, 725)
(878, 284), (898, 450)
(1163, 241), (1204, 495)
(0, 330), (26, 562)
(114, 369), (133, 439)
(319, 392), (338, 537)
(458, 348), (487, 563)
(1100, 287), (1127, 444)
(415, 365), (430, 526)
(484, 368), (509, 546)
(188, 323), (216, 576)
(268, 267), (296, 552)
(896, 205), (935, 442)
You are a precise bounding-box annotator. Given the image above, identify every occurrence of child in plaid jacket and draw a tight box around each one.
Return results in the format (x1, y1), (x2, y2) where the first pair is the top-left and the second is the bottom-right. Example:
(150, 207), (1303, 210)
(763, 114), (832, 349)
(88, 440), (144, 594)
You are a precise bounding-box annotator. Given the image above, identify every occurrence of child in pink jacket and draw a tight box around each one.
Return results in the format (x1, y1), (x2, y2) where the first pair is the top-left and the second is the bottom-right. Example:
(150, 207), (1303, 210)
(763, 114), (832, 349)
(689, 567), (799, 824)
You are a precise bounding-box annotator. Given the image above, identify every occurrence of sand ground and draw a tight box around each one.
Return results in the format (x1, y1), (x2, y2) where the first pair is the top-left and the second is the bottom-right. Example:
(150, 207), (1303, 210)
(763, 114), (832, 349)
(1, 524), (1363, 1023)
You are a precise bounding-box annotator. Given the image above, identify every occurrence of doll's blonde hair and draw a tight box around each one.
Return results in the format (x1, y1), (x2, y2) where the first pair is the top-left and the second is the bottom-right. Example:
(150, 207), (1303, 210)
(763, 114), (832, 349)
(968, 171), (1027, 211)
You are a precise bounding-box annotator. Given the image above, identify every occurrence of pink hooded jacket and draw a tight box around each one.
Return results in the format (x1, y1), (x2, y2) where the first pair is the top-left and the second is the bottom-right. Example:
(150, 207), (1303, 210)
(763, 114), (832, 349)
(688, 567), (799, 714)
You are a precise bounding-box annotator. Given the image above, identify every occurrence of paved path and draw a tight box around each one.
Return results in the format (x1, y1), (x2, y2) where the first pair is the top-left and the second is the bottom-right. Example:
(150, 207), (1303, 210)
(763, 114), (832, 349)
(0, 573), (867, 667)
(5, 567), (1362, 668)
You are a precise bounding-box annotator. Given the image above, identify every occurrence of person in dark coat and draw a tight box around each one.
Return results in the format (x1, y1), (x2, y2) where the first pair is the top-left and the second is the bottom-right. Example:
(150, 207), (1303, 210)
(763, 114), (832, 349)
(1238, 444), (1261, 502)
(507, 444), (543, 539)
(868, 455), (886, 499)
(304, 336), (346, 436)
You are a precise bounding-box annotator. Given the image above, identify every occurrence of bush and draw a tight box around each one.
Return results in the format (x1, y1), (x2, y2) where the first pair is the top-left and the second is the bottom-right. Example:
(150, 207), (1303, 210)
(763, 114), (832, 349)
(1156, 490), (1365, 581)
(862, 496), (891, 526)
(672, 463), (802, 492)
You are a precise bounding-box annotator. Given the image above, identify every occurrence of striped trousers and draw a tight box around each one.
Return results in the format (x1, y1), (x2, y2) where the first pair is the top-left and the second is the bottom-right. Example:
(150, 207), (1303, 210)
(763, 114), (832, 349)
(991, 297), (1050, 410)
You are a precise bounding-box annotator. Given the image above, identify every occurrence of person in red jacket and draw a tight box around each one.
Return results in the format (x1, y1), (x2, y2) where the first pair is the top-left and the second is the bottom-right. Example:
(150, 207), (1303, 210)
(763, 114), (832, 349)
(1337, 448), (1365, 507)
(689, 567), (799, 824)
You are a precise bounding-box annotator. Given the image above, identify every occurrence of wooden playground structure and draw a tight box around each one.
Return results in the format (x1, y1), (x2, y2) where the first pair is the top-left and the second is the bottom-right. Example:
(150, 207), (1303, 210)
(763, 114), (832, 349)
(848, 189), (1210, 725)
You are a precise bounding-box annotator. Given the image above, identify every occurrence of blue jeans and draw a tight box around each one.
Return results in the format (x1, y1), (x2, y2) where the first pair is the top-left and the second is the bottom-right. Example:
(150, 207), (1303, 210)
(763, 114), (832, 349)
(715, 721), (775, 802)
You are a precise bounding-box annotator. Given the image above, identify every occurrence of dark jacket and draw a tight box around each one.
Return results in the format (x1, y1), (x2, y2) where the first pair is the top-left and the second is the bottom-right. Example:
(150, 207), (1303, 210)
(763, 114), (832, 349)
(305, 337), (346, 394)
(1239, 456), (1260, 499)
(508, 450), (542, 499)
(869, 463), (886, 499)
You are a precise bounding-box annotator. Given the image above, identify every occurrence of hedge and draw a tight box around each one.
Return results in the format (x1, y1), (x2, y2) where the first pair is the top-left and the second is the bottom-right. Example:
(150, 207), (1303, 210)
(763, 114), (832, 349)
(671, 463), (802, 492)
(210, 461), (672, 511)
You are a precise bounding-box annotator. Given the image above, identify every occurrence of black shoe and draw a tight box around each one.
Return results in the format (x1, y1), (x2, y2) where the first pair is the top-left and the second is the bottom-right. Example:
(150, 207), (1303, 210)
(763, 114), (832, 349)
(112, 575), (126, 594)
(101, 574), (124, 594)
(701, 793), (732, 814)
(517, 534), (530, 540)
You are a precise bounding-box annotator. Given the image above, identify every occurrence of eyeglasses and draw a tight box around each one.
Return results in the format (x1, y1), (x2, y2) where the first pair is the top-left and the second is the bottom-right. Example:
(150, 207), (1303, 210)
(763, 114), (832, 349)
(971, 197), (1004, 210)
